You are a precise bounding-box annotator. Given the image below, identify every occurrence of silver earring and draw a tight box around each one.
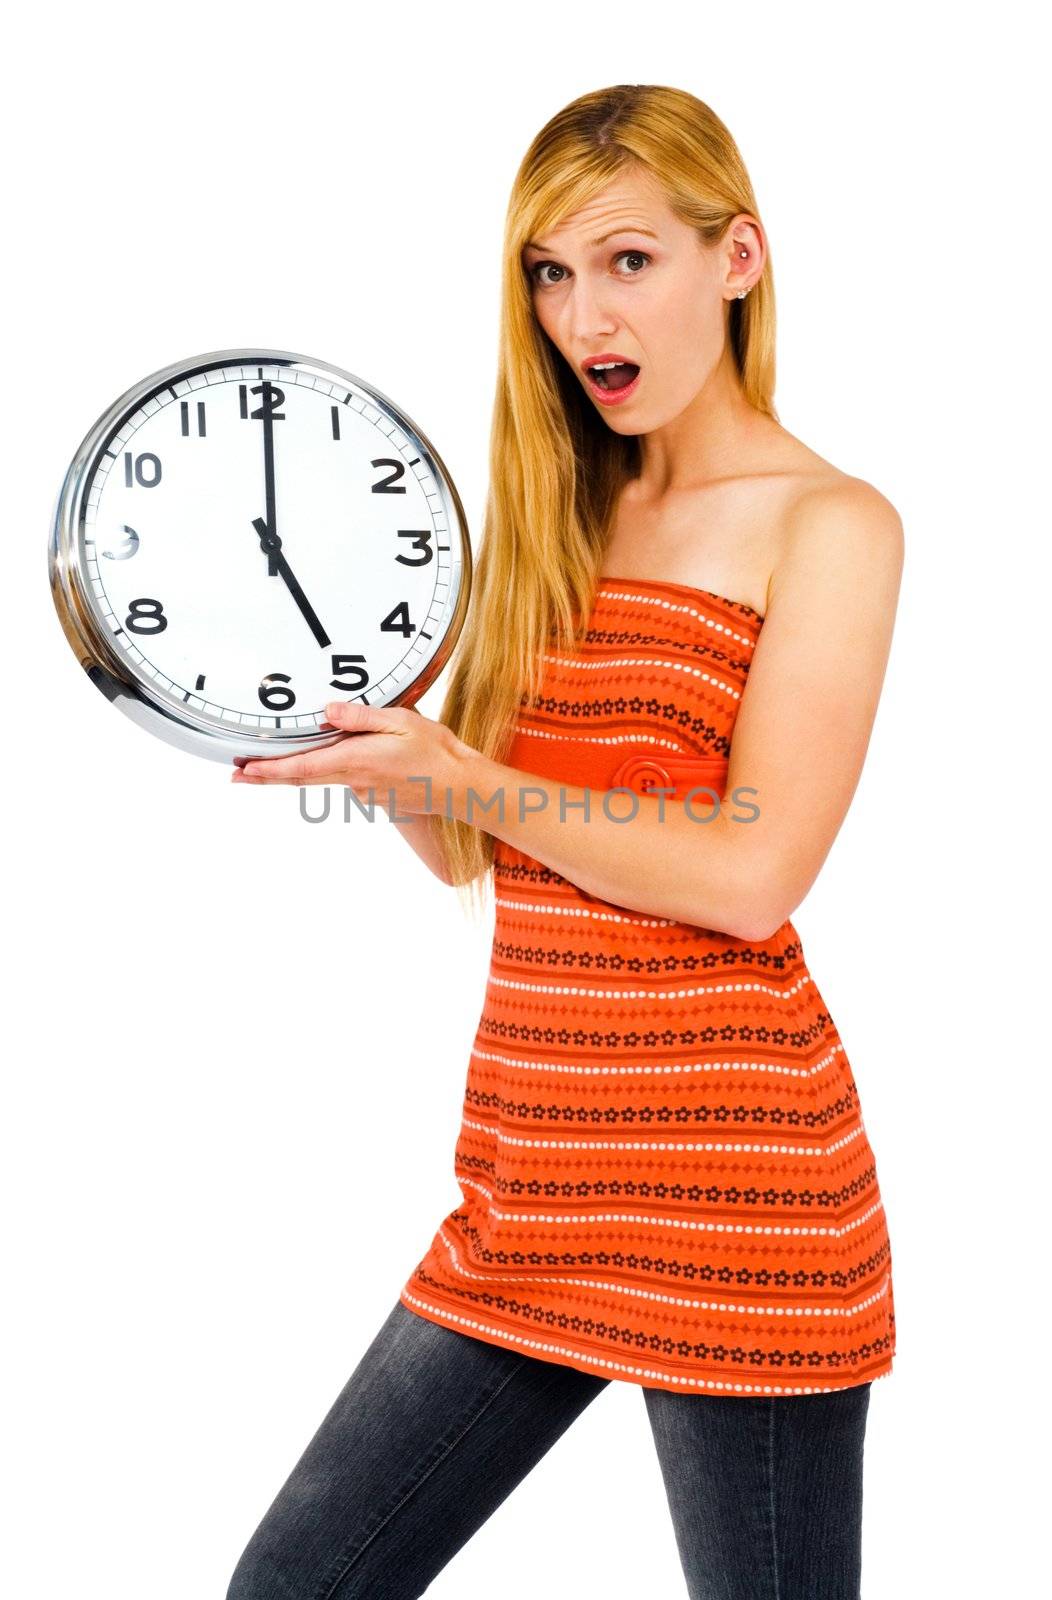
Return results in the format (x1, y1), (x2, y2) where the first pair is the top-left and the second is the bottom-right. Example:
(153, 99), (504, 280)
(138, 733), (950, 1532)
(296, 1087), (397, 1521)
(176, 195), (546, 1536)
(739, 249), (748, 257)
(736, 288), (748, 299)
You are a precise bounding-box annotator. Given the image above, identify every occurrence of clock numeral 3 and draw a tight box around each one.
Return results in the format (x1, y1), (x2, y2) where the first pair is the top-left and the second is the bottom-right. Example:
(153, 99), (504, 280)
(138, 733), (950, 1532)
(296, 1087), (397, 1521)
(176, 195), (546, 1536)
(371, 458), (406, 493)
(330, 654), (369, 692)
(124, 451), (162, 488)
(259, 673), (295, 711)
(396, 529), (433, 565)
(125, 597), (168, 634)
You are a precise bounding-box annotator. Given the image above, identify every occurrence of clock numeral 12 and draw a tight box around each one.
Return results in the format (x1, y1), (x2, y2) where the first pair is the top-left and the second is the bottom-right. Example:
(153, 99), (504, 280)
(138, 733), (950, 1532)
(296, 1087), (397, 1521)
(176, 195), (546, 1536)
(239, 383), (285, 421)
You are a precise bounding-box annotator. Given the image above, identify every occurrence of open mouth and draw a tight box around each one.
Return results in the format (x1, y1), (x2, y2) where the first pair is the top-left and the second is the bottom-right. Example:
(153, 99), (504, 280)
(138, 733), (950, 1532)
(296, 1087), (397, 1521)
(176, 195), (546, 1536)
(587, 361), (641, 391)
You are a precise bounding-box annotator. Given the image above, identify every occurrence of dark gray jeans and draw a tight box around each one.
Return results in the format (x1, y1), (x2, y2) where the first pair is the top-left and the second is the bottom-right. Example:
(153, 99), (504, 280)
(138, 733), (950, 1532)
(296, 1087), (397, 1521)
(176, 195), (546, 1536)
(226, 1297), (872, 1599)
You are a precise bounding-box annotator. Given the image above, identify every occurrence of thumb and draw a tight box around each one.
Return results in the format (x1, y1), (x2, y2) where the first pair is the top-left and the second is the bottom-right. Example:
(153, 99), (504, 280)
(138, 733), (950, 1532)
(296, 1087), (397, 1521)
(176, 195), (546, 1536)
(323, 699), (394, 733)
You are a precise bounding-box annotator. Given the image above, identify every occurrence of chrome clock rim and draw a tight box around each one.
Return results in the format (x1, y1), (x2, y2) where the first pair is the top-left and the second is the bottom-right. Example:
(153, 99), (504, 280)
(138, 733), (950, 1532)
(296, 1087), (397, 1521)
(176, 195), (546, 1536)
(49, 348), (472, 764)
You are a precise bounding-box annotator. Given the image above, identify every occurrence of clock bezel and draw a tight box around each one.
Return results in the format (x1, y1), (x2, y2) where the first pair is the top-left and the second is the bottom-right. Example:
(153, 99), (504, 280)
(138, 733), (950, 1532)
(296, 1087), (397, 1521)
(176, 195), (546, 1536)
(49, 347), (473, 765)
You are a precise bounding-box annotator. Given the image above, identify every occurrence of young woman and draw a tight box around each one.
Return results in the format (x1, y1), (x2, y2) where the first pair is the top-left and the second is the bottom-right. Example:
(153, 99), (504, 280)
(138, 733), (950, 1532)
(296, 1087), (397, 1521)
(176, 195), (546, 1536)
(227, 84), (902, 1600)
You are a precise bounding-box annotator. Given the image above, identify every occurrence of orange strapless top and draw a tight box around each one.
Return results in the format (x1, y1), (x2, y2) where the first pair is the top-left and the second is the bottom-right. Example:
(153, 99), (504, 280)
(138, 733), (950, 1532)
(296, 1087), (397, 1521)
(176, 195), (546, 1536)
(401, 577), (896, 1396)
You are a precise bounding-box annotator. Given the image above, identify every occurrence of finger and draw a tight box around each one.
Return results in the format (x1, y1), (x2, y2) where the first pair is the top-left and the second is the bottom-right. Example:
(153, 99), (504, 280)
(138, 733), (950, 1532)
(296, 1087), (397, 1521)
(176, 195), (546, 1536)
(232, 757), (307, 783)
(324, 699), (410, 735)
(232, 746), (353, 785)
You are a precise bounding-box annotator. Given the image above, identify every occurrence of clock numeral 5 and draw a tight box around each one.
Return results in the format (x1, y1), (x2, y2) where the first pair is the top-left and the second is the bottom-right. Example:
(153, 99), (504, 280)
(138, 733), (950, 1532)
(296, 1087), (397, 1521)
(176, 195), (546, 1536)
(396, 529), (433, 565)
(329, 654), (369, 693)
(124, 451), (162, 488)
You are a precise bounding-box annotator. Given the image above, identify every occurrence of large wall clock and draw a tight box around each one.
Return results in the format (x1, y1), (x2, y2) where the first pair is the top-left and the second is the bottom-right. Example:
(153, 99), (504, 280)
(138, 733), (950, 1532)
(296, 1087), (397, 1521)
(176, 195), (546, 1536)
(49, 348), (472, 763)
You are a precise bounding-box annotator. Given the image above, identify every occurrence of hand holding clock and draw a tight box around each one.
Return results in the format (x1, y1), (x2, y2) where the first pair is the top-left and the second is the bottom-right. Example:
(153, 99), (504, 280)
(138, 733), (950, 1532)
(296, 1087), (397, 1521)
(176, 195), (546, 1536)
(230, 699), (475, 817)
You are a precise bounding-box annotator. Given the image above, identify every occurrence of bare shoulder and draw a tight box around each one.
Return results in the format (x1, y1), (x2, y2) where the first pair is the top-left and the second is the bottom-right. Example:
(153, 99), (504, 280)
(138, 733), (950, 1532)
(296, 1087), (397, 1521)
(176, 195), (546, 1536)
(767, 469), (904, 619)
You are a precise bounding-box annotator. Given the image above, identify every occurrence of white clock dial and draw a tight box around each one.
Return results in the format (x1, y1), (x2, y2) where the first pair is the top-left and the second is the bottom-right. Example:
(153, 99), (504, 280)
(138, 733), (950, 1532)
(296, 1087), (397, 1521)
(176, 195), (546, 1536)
(50, 351), (471, 762)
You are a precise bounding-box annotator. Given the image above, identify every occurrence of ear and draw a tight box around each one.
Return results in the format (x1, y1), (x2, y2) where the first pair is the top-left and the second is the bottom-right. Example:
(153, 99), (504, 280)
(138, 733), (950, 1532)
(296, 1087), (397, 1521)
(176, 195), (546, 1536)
(722, 214), (765, 301)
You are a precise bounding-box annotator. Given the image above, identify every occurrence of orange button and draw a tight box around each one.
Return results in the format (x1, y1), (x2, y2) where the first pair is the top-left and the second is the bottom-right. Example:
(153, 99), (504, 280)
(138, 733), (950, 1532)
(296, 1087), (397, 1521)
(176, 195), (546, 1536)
(610, 755), (674, 794)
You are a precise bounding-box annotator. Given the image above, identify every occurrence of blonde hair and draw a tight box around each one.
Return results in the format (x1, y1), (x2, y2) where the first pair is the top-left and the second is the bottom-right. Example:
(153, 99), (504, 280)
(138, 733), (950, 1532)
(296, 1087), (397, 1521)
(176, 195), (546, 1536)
(430, 83), (778, 914)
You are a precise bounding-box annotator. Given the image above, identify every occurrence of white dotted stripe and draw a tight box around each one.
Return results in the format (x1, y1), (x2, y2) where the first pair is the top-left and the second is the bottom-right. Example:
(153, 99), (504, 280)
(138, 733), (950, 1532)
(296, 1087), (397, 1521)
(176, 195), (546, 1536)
(457, 1112), (865, 1160)
(433, 1223), (892, 1321)
(455, 1175), (885, 1240)
(511, 726), (706, 755)
(599, 587), (759, 651)
(494, 895), (677, 927)
(541, 653), (741, 700)
(469, 1042), (846, 1080)
(486, 972), (813, 1003)
(400, 1290), (887, 1395)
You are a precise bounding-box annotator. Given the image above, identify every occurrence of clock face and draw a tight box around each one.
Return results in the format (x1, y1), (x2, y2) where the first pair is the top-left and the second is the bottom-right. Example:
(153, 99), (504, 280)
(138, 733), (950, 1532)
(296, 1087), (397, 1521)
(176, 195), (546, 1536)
(52, 351), (470, 760)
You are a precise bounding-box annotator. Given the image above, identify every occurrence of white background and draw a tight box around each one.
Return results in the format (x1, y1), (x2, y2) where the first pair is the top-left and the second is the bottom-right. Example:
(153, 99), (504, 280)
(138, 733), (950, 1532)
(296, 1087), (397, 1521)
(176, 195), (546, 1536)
(5, 3), (1047, 1595)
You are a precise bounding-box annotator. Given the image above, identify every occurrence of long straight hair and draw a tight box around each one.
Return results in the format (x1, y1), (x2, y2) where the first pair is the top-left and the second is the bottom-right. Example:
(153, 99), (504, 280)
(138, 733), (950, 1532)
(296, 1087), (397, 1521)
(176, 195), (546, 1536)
(430, 84), (778, 913)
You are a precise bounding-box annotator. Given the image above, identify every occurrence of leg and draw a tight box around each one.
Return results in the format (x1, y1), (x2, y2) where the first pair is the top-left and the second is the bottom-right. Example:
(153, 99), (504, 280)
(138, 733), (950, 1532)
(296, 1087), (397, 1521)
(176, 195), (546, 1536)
(643, 1382), (872, 1600)
(225, 1297), (610, 1599)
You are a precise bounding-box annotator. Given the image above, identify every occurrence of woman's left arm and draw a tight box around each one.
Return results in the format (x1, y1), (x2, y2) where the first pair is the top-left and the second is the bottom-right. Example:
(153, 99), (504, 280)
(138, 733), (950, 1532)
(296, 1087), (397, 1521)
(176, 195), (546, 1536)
(441, 480), (904, 940)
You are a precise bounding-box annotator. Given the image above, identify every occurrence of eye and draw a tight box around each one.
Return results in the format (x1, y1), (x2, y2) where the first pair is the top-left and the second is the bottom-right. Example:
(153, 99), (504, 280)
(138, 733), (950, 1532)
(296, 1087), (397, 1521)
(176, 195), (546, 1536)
(613, 250), (651, 275)
(530, 260), (568, 288)
(528, 250), (653, 287)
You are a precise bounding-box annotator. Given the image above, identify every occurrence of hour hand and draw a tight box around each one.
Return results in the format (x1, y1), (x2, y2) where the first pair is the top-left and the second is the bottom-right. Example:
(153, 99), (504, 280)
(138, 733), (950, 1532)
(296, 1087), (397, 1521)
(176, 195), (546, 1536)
(251, 517), (331, 649)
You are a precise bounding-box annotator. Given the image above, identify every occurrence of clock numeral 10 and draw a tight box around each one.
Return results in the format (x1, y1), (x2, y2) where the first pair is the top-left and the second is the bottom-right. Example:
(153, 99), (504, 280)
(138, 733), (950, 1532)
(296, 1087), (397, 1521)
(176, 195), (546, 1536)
(124, 451), (162, 488)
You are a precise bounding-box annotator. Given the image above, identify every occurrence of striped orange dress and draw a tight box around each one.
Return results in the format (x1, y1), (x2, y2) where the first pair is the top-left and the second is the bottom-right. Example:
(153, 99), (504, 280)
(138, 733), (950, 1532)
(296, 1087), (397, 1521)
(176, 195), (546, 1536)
(400, 575), (896, 1396)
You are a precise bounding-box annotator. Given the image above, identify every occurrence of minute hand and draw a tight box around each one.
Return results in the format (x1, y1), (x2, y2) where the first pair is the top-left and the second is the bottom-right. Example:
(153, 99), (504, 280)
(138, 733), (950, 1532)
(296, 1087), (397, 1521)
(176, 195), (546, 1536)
(251, 517), (331, 649)
(260, 386), (279, 576)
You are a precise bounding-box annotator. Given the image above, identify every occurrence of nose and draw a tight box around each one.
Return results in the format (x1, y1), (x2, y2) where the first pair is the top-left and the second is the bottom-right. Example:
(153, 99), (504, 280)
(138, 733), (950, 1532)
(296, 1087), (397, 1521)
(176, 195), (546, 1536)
(565, 277), (617, 346)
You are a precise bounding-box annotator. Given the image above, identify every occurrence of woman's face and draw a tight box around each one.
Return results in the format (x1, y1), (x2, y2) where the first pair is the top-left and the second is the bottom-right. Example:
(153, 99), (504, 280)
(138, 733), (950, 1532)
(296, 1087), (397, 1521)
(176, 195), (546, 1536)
(522, 166), (757, 434)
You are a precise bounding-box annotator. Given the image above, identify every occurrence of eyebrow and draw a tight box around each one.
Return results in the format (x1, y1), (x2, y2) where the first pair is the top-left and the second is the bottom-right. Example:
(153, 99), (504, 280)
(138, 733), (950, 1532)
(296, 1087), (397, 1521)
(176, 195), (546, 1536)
(524, 226), (660, 253)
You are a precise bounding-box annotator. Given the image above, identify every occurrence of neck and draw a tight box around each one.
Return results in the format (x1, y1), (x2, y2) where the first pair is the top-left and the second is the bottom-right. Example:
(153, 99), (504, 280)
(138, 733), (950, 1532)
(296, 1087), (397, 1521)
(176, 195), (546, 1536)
(633, 345), (766, 496)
